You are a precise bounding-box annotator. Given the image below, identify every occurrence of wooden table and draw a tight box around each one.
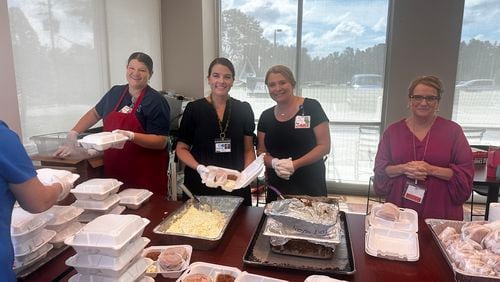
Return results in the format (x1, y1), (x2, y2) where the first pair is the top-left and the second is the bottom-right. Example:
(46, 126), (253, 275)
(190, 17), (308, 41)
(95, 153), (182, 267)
(20, 195), (455, 282)
(474, 164), (500, 220)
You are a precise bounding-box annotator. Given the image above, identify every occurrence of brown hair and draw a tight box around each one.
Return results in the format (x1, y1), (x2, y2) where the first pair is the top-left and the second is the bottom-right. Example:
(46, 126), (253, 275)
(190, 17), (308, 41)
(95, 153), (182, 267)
(265, 65), (296, 88)
(408, 75), (444, 97)
(128, 52), (153, 75)
(207, 57), (235, 79)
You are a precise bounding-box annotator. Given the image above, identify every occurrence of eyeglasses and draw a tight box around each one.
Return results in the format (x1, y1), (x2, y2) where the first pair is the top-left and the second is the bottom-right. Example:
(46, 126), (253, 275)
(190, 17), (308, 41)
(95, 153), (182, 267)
(410, 95), (440, 103)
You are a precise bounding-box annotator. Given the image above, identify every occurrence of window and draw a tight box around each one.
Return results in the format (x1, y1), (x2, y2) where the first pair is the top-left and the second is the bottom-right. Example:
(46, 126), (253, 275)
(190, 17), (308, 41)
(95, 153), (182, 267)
(219, 0), (389, 183)
(7, 0), (162, 143)
(453, 0), (500, 146)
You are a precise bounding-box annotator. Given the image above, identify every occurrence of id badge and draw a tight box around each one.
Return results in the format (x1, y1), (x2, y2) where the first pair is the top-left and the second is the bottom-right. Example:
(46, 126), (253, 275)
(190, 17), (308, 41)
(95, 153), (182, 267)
(214, 138), (231, 153)
(403, 181), (426, 204)
(295, 115), (311, 129)
(119, 105), (133, 113)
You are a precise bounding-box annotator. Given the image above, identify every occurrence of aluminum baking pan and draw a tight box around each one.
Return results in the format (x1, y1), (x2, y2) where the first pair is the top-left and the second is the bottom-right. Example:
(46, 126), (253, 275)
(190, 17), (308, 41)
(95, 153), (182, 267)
(425, 218), (500, 281)
(153, 196), (243, 250)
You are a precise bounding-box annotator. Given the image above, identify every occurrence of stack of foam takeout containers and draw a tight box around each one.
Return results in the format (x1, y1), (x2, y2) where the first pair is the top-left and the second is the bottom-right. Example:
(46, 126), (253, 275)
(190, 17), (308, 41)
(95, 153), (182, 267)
(65, 214), (151, 281)
(70, 178), (124, 222)
(11, 206), (55, 274)
(42, 205), (84, 248)
(365, 203), (419, 261)
(117, 188), (153, 210)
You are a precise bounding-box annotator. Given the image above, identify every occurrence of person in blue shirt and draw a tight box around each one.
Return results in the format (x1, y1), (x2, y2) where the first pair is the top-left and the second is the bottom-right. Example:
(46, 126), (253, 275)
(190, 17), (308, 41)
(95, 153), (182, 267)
(0, 121), (72, 281)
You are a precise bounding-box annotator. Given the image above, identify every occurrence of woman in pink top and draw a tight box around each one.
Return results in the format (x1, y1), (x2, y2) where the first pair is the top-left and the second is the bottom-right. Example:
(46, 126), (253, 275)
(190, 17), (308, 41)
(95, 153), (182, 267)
(373, 75), (474, 220)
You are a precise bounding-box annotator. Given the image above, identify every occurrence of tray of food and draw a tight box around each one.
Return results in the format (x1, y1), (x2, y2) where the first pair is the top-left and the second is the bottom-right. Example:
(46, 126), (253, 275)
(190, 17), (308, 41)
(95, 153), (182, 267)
(153, 196), (243, 250)
(264, 197), (339, 236)
(243, 211), (355, 275)
(426, 218), (500, 281)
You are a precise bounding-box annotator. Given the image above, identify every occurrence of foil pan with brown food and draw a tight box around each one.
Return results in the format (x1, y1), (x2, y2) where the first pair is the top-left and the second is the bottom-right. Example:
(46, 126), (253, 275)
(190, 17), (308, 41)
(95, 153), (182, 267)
(264, 197), (339, 236)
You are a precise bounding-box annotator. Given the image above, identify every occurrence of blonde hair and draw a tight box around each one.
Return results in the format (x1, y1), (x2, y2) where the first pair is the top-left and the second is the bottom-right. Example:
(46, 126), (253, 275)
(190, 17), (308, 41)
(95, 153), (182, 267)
(408, 75), (444, 98)
(265, 65), (296, 87)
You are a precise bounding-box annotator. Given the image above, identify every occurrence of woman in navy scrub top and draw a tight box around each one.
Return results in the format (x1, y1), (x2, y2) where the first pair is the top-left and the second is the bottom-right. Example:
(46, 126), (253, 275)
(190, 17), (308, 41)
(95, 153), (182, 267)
(54, 52), (170, 196)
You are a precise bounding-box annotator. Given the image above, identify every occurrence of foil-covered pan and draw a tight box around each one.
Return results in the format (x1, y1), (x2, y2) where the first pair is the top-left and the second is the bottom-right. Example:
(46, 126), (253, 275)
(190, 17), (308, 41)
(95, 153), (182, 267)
(263, 216), (342, 245)
(264, 197), (339, 236)
(425, 218), (500, 281)
(153, 196), (243, 250)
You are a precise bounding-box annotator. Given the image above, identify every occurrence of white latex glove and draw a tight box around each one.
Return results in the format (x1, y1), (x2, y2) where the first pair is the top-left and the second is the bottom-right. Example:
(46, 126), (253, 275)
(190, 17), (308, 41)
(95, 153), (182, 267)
(112, 129), (135, 141)
(271, 158), (291, 180)
(196, 164), (209, 183)
(53, 130), (79, 158)
(276, 158), (295, 175)
(53, 175), (73, 201)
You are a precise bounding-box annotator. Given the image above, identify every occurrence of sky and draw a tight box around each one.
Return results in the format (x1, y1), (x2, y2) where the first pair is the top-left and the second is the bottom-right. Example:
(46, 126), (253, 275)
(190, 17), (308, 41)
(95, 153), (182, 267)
(223, 0), (500, 58)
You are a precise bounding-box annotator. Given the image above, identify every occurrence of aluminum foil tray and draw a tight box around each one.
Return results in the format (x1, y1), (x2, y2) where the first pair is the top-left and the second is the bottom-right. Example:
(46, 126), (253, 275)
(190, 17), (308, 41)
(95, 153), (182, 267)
(425, 218), (500, 281)
(243, 211), (355, 275)
(153, 196), (243, 250)
(264, 197), (339, 236)
(263, 217), (342, 245)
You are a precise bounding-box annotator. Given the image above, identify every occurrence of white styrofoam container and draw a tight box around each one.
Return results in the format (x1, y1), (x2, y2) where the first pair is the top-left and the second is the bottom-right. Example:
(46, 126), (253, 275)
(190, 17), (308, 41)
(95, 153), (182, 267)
(68, 257), (152, 282)
(142, 245), (192, 278)
(365, 226), (419, 261)
(66, 237), (150, 277)
(204, 154), (264, 191)
(118, 189), (153, 210)
(77, 205), (125, 223)
(11, 207), (52, 237)
(13, 229), (56, 256)
(235, 271), (288, 282)
(368, 204), (418, 232)
(36, 168), (80, 187)
(50, 221), (84, 249)
(65, 214), (149, 256)
(176, 262), (241, 282)
(44, 205), (84, 232)
(78, 132), (128, 151)
(71, 178), (123, 201)
(72, 194), (121, 211)
(14, 242), (53, 267)
(304, 275), (348, 282)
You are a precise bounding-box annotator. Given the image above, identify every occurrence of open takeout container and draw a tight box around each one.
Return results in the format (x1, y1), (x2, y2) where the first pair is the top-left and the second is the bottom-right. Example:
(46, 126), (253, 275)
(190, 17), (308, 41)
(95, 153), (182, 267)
(153, 196), (243, 250)
(142, 245), (192, 278)
(204, 154), (265, 191)
(365, 204), (419, 261)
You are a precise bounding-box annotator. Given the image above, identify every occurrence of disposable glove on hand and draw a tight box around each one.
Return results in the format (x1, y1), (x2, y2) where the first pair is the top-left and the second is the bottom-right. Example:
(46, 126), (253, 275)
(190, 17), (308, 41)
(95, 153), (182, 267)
(276, 158), (295, 175)
(53, 175), (74, 201)
(53, 130), (79, 158)
(112, 129), (135, 141)
(196, 164), (209, 183)
(271, 158), (291, 180)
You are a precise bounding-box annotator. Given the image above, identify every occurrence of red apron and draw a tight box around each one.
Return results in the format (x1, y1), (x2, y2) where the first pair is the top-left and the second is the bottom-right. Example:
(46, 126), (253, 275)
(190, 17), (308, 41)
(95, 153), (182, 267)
(103, 86), (168, 196)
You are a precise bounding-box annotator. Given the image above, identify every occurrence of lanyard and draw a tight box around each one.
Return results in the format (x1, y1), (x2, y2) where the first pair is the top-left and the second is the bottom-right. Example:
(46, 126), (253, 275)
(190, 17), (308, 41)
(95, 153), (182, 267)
(210, 94), (231, 140)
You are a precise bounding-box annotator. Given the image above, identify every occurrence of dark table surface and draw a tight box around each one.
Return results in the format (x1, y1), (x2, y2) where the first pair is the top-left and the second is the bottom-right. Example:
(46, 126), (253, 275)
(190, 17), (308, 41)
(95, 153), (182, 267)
(20, 194), (456, 282)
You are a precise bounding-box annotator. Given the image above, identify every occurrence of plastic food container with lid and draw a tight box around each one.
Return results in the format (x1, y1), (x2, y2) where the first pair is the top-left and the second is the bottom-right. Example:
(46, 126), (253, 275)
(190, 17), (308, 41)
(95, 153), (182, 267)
(66, 237), (150, 277)
(11, 207), (53, 243)
(68, 257), (152, 282)
(65, 214), (149, 256)
(44, 205), (84, 232)
(118, 188), (153, 210)
(72, 193), (121, 211)
(78, 132), (129, 151)
(71, 178), (123, 201)
(142, 245), (192, 278)
(13, 229), (56, 256)
(365, 204), (419, 261)
(176, 262), (241, 282)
